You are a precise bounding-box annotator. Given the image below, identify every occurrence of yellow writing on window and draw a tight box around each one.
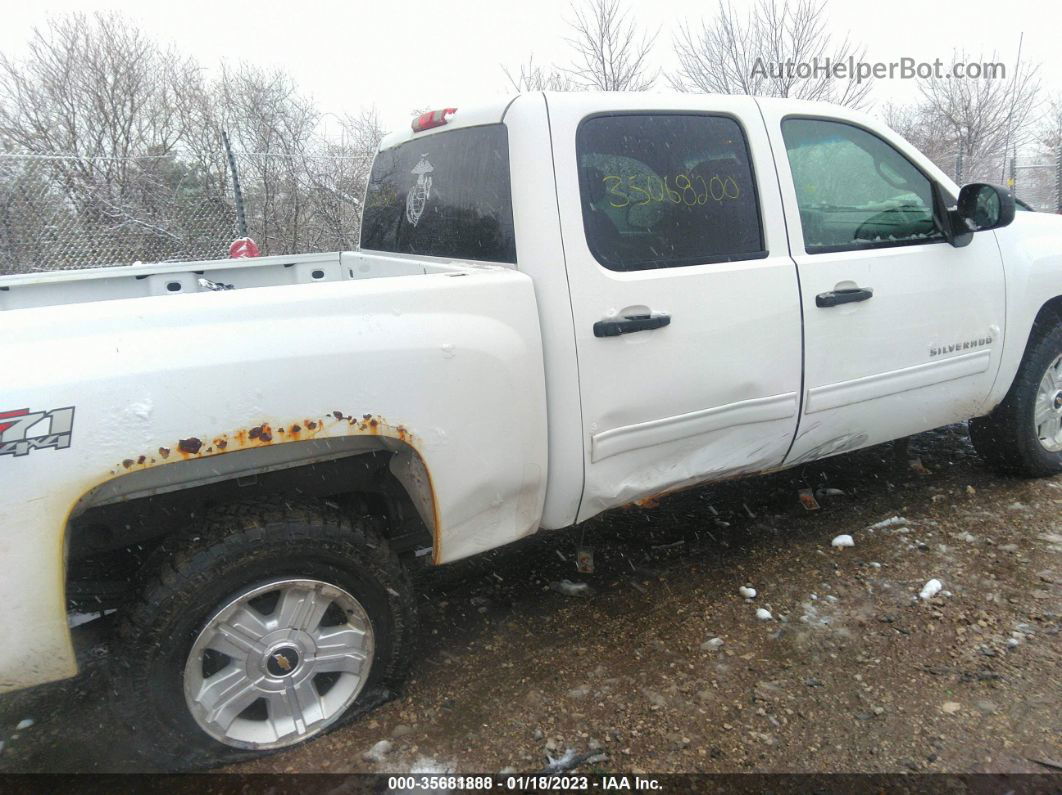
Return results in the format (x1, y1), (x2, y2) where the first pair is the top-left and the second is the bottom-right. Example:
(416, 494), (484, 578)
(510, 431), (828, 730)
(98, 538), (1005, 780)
(602, 173), (741, 208)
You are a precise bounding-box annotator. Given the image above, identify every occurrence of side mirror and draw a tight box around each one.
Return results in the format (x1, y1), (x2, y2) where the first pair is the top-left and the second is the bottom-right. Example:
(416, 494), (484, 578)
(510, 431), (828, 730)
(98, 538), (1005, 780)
(941, 182), (1015, 248)
(957, 182), (1015, 231)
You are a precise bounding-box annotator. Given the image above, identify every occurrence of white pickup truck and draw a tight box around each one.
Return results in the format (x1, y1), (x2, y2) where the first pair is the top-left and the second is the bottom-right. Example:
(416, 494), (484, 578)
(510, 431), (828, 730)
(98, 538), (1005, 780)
(1, 92), (1060, 768)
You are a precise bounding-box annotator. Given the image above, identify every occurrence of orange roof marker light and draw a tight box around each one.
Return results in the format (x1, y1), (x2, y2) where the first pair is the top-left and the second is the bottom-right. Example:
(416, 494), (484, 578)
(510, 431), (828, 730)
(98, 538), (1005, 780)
(412, 108), (457, 133)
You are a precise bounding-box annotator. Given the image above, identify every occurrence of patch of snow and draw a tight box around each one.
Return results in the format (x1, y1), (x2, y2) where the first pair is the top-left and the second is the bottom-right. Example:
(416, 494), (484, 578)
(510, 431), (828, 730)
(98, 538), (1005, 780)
(739, 586), (757, 599)
(831, 534), (854, 548)
(363, 739), (393, 762)
(410, 756), (455, 774)
(755, 608), (773, 621)
(15, 718), (33, 731)
(551, 579), (592, 597)
(919, 579), (943, 600)
(545, 748), (578, 771)
(811, 484), (845, 496)
(67, 609), (116, 629)
(867, 516), (907, 531)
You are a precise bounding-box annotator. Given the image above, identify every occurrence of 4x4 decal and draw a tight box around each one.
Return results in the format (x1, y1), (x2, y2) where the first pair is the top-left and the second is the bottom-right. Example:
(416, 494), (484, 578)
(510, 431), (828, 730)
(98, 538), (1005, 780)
(0, 406), (74, 457)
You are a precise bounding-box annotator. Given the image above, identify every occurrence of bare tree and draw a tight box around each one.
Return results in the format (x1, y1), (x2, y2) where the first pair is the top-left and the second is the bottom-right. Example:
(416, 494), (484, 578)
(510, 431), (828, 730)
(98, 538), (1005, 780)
(564, 0), (657, 91)
(917, 51), (1039, 182)
(670, 0), (871, 108)
(0, 11), (386, 272)
(879, 101), (956, 169)
(205, 63), (321, 253)
(0, 12), (219, 267)
(502, 55), (577, 92)
(0, 12), (201, 160)
(1033, 95), (1062, 160)
(301, 108), (383, 248)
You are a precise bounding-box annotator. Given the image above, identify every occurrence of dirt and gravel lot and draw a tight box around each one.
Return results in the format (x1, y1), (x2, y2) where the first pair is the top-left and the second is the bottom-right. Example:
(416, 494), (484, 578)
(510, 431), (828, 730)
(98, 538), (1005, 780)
(0, 424), (1059, 774)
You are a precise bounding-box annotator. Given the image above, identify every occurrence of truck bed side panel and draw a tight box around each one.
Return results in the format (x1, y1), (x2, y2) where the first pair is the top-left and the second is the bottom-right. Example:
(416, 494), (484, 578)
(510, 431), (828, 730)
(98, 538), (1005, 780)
(0, 266), (547, 692)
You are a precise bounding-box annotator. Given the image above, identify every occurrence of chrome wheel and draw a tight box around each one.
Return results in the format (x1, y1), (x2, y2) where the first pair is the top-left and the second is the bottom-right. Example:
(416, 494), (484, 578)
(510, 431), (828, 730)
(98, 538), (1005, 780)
(183, 578), (374, 749)
(1034, 353), (1062, 453)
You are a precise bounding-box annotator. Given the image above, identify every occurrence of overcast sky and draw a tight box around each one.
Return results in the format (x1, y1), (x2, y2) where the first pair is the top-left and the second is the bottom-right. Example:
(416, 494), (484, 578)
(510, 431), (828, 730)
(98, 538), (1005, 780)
(0, 0), (1058, 135)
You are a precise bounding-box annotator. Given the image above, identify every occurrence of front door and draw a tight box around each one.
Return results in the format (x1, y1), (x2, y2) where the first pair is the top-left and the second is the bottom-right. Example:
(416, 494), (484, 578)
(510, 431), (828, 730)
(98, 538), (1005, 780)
(759, 110), (1007, 466)
(545, 94), (803, 521)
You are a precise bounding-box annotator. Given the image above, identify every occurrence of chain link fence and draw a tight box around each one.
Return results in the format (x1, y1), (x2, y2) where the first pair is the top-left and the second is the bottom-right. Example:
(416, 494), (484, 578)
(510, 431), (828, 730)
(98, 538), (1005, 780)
(3, 144), (1060, 277)
(0, 150), (372, 275)
(941, 148), (1062, 212)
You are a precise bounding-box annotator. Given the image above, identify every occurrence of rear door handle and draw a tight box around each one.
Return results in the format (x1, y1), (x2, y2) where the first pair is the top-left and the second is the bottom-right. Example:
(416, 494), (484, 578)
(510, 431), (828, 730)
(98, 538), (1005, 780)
(816, 287), (874, 308)
(593, 312), (671, 337)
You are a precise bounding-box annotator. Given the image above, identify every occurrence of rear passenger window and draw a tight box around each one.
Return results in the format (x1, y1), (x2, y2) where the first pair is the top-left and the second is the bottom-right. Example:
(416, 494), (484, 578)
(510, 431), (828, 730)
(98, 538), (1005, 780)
(361, 124), (516, 264)
(576, 114), (765, 271)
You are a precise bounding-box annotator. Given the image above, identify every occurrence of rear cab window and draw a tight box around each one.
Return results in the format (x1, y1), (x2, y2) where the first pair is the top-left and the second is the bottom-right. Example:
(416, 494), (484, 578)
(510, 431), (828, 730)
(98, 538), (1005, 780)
(576, 114), (766, 271)
(360, 124), (516, 264)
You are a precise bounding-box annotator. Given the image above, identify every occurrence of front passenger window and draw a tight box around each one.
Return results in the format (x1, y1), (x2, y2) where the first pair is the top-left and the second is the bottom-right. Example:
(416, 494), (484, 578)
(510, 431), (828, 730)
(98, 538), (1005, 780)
(782, 119), (943, 253)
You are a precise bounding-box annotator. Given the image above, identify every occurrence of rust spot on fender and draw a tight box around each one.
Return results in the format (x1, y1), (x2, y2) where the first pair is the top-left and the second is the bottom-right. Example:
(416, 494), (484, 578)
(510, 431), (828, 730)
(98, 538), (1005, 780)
(178, 437), (203, 455)
(247, 423), (273, 443)
(108, 412), (440, 566)
(119, 414), (415, 473)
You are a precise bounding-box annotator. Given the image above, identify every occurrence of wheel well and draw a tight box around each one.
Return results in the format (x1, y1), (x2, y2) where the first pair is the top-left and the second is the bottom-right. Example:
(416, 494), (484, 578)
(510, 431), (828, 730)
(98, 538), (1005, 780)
(65, 450), (433, 611)
(1033, 295), (1062, 333)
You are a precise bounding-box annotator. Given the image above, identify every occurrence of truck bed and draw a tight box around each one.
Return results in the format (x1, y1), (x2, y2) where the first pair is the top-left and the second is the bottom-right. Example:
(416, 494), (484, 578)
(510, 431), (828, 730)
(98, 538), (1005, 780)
(0, 251), (463, 311)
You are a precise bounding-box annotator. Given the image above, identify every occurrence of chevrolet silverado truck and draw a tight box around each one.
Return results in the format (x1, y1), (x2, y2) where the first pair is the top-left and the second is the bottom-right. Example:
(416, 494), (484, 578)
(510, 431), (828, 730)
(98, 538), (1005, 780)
(1, 92), (1060, 768)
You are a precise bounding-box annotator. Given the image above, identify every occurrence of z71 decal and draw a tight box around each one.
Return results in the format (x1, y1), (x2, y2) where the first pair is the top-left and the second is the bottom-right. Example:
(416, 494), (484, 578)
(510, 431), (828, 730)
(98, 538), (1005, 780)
(0, 406), (74, 457)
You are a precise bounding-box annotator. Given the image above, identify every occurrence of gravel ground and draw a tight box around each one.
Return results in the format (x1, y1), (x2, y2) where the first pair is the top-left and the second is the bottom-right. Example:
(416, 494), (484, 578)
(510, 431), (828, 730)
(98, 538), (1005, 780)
(0, 424), (1059, 774)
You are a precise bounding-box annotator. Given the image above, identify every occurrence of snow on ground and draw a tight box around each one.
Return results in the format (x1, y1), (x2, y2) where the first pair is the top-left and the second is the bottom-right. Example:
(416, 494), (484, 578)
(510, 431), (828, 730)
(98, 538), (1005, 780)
(919, 578), (943, 600)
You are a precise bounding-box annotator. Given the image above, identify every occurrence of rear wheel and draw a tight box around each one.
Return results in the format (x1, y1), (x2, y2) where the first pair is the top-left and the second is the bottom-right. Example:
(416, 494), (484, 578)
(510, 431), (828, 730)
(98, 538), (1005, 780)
(112, 499), (416, 770)
(970, 322), (1062, 476)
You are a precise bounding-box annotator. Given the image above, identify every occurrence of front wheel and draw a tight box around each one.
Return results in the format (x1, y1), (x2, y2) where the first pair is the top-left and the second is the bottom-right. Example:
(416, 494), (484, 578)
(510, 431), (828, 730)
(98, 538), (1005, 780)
(112, 499), (416, 770)
(970, 321), (1062, 477)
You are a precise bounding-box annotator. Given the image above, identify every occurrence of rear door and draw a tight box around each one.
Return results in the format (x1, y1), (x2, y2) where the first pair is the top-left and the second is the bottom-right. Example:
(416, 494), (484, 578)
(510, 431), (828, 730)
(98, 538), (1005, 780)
(757, 106), (1007, 466)
(544, 95), (803, 521)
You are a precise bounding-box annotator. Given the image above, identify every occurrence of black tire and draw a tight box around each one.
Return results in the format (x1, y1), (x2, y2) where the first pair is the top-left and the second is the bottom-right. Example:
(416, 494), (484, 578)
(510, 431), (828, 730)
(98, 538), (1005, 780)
(969, 320), (1062, 477)
(110, 498), (416, 771)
